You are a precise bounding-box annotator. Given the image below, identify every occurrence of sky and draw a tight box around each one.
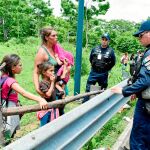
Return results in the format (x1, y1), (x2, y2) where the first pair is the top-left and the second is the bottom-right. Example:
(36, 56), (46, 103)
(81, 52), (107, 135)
(50, 0), (150, 23)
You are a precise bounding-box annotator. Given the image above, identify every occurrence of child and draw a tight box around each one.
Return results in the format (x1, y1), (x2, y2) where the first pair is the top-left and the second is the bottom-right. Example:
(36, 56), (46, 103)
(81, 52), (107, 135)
(53, 44), (74, 98)
(55, 57), (71, 98)
(36, 61), (59, 126)
(0, 54), (48, 140)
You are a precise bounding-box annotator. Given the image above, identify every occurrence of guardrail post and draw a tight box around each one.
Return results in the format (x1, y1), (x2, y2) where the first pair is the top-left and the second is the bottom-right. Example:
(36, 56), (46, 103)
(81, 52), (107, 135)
(0, 107), (5, 146)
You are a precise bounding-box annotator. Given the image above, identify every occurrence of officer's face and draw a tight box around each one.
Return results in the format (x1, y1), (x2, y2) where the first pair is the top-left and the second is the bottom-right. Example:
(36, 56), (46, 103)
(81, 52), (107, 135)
(101, 38), (109, 48)
(138, 31), (150, 47)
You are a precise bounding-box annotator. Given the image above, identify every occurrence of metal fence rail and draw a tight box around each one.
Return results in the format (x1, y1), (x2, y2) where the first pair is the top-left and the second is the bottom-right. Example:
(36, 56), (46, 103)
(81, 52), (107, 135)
(4, 80), (129, 150)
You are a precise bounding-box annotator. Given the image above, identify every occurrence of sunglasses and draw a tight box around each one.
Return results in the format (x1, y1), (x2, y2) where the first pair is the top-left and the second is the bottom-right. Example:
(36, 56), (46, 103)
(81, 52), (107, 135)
(139, 31), (148, 38)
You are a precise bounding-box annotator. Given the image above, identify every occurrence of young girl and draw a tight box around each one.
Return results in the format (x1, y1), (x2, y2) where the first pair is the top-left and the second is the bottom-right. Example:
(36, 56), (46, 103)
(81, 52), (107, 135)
(36, 61), (59, 126)
(0, 54), (48, 140)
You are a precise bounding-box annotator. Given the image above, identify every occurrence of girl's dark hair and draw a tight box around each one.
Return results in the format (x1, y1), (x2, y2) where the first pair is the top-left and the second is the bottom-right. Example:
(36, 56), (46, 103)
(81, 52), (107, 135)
(37, 61), (54, 77)
(0, 54), (21, 77)
(39, 27), (54, 44)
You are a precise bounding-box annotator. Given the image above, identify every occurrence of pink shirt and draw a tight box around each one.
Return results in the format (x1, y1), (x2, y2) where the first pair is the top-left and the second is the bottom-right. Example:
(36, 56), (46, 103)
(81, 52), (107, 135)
(57, 65), (70, 83)
(1, 75), (18, 103)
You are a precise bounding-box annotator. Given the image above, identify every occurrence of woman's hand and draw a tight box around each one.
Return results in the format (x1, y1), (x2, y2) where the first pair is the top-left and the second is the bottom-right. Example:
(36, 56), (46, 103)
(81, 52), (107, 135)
(64, 59), (68, 66)
(39, 98), (49, 109)
(111, 87), (122, 94)
(55, 54), (58, 58)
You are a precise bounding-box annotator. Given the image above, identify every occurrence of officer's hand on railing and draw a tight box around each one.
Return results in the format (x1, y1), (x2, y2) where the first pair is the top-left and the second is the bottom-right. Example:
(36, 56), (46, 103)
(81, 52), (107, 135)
(130, 94), (136, 101)
(111, 86), (122, 94)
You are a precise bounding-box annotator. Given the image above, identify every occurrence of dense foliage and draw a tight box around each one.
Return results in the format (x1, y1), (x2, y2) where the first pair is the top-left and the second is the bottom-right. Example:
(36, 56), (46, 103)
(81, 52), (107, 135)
(0, 0), (52, 40)
(0, 0), (147, 54)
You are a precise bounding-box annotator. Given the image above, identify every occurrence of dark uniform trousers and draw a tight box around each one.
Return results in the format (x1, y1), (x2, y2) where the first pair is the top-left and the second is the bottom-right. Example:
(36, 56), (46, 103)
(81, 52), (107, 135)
(83, 69), (108, 103)
(130, 99), (150, 150)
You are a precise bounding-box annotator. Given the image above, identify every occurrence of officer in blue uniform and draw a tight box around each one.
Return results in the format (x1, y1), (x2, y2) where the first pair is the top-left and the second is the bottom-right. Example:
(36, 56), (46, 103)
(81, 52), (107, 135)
(83, 33), (116, 103)
(111, 20), (150, 150)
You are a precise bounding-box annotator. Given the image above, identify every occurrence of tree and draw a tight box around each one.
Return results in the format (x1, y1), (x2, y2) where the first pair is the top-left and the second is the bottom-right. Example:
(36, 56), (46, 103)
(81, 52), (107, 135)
(0, 0), (53, 41)
(84, 0), (109, 48)
(61, 0), (109, 48)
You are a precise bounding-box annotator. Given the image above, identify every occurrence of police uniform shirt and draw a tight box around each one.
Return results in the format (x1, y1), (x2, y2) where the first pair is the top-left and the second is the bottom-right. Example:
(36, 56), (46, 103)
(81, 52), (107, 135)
(122, 47), (150, 97)
(89, 45), (116, 72)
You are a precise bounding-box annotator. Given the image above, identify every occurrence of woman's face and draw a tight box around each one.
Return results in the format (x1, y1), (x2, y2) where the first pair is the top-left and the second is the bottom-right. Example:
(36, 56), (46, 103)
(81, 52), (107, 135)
(46, 30), (57, 45)
(12, 61), (22, 74)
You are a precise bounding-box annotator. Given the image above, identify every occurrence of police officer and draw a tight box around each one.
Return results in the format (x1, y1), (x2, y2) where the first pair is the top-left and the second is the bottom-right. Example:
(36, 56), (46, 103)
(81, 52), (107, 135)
(111, 20), (150, 150)
(83, 33), (116, 103)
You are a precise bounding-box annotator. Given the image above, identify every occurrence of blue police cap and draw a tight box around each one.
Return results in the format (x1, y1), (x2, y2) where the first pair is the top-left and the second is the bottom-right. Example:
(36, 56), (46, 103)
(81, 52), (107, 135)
(133, 20), (150, 37)
(101, 33), (110, 41)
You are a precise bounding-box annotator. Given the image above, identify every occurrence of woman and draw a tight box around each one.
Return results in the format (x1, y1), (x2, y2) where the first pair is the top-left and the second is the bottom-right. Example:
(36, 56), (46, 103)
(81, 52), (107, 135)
(33, 27), (65, 115)
(33, 27), (58, 96)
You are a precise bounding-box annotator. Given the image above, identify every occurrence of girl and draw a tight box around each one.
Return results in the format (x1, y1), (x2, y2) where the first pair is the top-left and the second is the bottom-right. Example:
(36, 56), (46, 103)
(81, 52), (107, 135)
(36, 61), (59, 126)
(0, 54), (48, 140)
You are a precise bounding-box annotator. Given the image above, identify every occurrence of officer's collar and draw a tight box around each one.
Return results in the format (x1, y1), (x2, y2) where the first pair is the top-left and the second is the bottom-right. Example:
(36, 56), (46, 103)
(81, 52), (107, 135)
(100, 45), (109, 49)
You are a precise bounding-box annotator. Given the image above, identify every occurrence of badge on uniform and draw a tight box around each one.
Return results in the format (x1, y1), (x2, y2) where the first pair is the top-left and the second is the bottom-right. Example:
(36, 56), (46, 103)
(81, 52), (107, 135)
(143, 55), (150, 70)
(97, 54), (102, 60)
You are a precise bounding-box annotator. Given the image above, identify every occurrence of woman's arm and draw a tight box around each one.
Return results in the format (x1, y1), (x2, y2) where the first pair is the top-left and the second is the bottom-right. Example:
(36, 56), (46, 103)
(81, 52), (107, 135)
(33, 48), (45, 96)
(11, 83), (48, 109)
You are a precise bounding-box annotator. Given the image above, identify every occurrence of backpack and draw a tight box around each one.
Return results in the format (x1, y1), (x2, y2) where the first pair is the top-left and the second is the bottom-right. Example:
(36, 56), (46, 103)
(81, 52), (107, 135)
(0, 76), (12, 107)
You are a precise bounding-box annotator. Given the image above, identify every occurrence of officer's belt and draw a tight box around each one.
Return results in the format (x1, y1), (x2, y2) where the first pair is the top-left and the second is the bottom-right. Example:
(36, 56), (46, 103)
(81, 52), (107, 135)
(92, 67), (108, 73)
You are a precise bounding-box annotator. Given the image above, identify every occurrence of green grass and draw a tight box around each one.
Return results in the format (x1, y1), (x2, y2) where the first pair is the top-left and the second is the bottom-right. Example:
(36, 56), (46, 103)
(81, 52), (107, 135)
(0, 39), (135, 148)
(82, 100), (136, 149)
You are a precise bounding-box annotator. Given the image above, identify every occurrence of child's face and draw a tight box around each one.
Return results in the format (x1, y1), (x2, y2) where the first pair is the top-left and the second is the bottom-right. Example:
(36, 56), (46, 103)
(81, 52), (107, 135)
(44, 66), (54, 78)
(12, 61), (22, 74)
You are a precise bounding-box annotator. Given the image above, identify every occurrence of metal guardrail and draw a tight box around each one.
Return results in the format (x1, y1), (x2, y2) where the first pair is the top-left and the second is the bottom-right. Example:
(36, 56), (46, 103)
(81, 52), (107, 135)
(4, 80), (130, 150)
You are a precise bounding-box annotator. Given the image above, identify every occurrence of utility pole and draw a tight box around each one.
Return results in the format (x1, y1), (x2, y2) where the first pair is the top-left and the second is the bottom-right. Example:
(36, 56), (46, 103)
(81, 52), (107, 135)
(74, 0), (84, 95)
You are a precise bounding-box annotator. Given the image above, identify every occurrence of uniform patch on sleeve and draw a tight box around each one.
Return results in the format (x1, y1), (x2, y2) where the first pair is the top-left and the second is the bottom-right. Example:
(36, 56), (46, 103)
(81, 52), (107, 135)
(143, 55), (150, 70)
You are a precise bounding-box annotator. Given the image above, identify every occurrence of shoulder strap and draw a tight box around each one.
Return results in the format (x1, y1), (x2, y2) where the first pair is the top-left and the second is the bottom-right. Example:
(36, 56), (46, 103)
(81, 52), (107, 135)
(0, 76), (12, 107)
(0, 76), (8, 105)
(132, 53), (144, 80)
(41, 46), (51, 58)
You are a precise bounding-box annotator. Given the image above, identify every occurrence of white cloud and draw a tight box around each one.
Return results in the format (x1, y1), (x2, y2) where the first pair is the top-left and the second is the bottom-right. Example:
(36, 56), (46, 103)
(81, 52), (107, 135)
(50, 0), (150, 22)
(100, 0), (150, 22)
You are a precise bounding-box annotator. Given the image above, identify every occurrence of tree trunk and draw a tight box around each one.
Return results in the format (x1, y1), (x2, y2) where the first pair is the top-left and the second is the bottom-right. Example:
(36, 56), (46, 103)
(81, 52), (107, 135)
(2, 90), (103, 116)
